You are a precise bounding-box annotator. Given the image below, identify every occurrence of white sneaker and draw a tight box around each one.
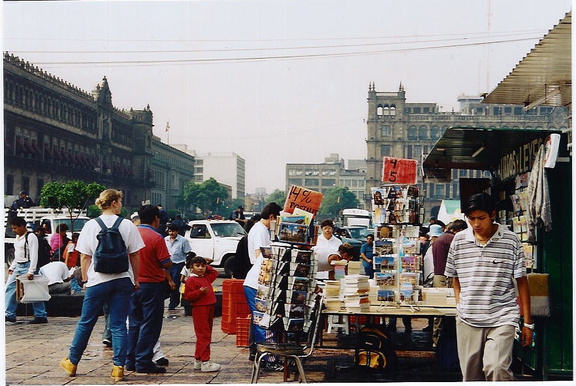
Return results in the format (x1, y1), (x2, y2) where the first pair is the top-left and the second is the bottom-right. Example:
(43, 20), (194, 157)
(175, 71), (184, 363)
(201, 361), (221, 372)
(193, 360), (202, 370)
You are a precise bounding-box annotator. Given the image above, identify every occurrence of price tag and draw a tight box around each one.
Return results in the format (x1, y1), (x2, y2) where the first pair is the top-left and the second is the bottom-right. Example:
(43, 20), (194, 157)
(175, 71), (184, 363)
(283, 185), (323, 216)
(382, 157), (418, 184)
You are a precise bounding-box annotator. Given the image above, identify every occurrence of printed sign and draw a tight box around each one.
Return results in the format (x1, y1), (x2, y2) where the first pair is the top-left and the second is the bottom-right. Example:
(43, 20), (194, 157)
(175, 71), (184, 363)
(283, 185), (323, 216)
(382, 157), (418, 184)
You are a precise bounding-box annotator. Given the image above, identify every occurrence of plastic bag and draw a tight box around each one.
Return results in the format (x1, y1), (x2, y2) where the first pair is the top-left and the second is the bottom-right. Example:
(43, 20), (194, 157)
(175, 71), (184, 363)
(16, 274), (51, 303)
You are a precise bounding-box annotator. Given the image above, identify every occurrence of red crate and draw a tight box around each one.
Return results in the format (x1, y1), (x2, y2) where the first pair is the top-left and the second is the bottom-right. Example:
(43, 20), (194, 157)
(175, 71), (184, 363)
(236, 316), (251, 347)
(222, 279), (245, 294)
(221, 318), (237, 334)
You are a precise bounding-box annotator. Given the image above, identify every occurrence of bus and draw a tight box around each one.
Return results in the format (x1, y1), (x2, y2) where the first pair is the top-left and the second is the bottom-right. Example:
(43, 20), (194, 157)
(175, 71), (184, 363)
(342, 208), (371, 227)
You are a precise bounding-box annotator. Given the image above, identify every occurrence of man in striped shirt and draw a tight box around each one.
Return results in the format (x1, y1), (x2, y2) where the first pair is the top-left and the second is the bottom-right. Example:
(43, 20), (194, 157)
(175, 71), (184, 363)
(445, 193), (533, 381)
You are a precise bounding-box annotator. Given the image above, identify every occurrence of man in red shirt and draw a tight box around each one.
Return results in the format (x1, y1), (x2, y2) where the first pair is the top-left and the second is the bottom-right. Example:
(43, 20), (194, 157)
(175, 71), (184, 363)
(126, 205), (172, 373)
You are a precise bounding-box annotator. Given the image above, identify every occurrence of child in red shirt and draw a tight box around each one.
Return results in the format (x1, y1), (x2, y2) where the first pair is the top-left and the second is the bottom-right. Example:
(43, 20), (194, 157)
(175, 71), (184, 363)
(183, 256), (222, 372)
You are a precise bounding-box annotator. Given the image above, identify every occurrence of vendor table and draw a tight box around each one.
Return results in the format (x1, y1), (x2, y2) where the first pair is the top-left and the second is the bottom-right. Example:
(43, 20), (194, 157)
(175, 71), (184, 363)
(320, 304), (456, 348)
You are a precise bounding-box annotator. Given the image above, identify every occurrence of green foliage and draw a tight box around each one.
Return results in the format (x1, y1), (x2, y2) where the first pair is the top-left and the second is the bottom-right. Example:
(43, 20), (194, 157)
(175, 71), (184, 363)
(40, 180), (106, 211)
(266, 189), (286, 206)
(181, 177), (229, 217)
(87, 205), (101, 218)
(318, 186), (359, 218)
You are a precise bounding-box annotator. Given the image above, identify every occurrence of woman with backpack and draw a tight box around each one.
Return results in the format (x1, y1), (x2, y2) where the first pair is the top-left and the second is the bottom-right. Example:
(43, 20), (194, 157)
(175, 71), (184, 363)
(60, 189), (145, 382)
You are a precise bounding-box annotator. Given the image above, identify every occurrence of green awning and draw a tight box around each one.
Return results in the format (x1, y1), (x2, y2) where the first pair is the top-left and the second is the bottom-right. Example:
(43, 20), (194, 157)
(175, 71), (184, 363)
(423, 126), (558, 181)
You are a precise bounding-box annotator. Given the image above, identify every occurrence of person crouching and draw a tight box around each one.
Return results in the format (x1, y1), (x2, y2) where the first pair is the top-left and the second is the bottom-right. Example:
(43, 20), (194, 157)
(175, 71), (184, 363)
(183, 256), (222, 372)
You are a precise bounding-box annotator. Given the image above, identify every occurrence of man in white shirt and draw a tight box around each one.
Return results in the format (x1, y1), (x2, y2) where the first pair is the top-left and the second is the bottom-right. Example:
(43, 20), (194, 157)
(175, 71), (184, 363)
(243, 202), (283, 371)
(5, 216), (48, 324)
(39, 259), (73, 294)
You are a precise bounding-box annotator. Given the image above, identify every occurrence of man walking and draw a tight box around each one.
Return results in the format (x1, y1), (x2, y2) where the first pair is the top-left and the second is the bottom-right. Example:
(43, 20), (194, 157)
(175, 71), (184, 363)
(445, 193), (532, 381)
(165, 223), (191, 313)
(5, 216), (48, 324)
(126, 204), (172, 373)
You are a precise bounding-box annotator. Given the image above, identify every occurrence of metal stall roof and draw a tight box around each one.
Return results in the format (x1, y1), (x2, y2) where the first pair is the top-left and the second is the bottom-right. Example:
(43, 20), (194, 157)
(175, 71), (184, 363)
(422, 126), (558, 181)
(482, 12), (571, 109)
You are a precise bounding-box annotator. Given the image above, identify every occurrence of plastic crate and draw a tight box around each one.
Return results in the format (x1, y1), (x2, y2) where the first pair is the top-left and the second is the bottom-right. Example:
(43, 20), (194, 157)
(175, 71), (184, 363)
(236, 316), (251, 347)
(221, 318), (236, 334)
(222, 279), (245, 294)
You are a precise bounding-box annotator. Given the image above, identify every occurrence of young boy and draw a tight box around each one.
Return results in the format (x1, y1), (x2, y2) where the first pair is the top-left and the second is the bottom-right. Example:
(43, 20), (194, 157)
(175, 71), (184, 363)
(183, 256), (221, 372)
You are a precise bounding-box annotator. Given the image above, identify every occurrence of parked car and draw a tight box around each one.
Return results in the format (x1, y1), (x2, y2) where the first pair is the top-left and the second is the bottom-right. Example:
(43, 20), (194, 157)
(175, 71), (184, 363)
(184, 220), (247, 277)
(342, 226), (374, 244)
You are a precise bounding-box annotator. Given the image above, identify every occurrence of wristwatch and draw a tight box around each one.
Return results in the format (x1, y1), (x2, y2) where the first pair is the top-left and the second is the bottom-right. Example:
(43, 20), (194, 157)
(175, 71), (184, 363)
(523, 322), (535, 330)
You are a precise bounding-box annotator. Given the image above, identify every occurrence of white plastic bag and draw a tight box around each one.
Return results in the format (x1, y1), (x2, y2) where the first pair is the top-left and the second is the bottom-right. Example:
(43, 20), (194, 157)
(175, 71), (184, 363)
(16, 274), (51, 303)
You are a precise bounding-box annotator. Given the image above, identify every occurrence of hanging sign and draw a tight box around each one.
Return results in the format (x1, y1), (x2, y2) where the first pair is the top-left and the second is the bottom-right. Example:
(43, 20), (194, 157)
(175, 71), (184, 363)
(382, 157), (418, 185)
(283, 185), (323, 217)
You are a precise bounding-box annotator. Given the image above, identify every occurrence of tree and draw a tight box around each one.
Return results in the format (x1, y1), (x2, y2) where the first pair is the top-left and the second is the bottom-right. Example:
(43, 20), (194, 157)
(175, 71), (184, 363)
(39, 180), (106, 225)
(318, 186), (359, 219)
(266, 189), (286, 207)
(181, 178), (228, 217)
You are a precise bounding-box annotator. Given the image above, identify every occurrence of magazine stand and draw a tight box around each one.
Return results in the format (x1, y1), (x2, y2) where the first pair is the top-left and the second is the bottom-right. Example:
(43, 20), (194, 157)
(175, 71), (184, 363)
(370, 185), (422, 307)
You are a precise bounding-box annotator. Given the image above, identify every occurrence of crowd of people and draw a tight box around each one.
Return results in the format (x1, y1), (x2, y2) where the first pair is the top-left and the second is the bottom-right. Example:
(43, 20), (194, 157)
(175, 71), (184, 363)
(6, 189), (533, 382)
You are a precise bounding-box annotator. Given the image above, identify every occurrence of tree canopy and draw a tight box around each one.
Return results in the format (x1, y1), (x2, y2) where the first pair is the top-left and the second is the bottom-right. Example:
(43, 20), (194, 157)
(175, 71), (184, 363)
(266, 189), (286, 207)
(181, 177), (229, 217)
(318, 186), (359, 219)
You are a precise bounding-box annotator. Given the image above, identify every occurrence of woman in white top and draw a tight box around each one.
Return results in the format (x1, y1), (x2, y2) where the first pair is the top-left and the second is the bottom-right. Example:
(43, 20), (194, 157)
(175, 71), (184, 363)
(61, 189), (145, 381)
(314, 219), (342, 279)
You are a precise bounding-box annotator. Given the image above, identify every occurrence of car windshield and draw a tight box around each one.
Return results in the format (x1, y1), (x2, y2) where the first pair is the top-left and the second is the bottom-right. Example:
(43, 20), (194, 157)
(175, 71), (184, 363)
(348, 228), (364, 238)
(211, 222), (246, 237)
(53, 218), (89, 232)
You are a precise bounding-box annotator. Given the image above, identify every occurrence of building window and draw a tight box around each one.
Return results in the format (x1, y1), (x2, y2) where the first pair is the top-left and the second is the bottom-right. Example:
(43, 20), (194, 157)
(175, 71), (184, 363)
(304, 178), (319, 186)
(5, 174), (14, 195)
(321, 179), (336, 187)
(381, 145), (391, 157)
(504, 106), (512, 115)
(289, 178), (302, 186)
(419, 126), (428, 140)
(493, 107), (502, 115)
(423, 107), (430, 113)
(435, 184), (445, 198)
(381, 125), (391, 137)
(413, 107), (421, 114)
(430, 126), (440, 140)
(377, 105), (383, 116)
(408, 126), (417, 140)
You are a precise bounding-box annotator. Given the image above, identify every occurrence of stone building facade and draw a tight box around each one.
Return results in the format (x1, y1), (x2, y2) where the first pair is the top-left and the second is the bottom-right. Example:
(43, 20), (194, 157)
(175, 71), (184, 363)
(3, 52), (195, 211)
(366, 82), (569, 215)
(286, 153), (367, 209)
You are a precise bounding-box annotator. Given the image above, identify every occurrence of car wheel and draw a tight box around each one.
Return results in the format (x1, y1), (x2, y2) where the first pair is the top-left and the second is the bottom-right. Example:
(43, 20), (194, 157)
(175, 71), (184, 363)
(5, 246), (15, 268)
(223, 255), (235, 278)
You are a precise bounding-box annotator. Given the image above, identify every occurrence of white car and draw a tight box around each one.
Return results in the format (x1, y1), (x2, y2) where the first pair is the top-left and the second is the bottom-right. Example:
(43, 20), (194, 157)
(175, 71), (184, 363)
(184, 220), (246, 277)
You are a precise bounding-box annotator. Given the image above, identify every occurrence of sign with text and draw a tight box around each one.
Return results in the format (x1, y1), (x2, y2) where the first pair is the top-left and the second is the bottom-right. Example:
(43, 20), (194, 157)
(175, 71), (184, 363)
(283, 185), (323, 217)
(382, 157), (418, 185)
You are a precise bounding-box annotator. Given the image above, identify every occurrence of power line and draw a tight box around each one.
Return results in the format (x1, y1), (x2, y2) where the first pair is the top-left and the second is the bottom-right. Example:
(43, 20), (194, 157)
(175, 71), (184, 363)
(19, 36), (541, 68)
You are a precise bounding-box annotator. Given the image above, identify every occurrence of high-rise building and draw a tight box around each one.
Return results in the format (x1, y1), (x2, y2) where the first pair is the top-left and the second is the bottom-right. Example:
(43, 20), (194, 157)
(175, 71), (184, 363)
(189, 152), (246, 199)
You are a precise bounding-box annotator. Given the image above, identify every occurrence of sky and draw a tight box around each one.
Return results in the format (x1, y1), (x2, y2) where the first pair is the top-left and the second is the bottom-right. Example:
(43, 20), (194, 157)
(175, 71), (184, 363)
(2, 0), (572, 194)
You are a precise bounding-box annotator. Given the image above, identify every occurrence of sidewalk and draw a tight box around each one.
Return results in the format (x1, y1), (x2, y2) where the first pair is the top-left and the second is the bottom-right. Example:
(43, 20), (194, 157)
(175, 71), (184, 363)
(4, 308), (336, 385)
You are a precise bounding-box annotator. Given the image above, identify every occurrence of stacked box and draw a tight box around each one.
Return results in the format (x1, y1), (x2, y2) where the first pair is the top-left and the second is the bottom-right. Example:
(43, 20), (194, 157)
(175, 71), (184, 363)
(236, 315), (252, 347)
(221, 279), (251, 334)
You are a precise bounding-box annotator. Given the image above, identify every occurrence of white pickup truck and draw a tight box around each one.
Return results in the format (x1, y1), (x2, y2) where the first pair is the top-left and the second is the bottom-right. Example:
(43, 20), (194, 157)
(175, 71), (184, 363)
(184, 219), (247, 277)
(4, 207), (90, 266)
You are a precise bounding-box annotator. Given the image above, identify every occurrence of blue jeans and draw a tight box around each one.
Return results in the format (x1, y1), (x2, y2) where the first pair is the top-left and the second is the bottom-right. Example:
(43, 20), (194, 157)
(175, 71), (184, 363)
(126, 282), (165, 370)
(362, 260), (374, 279)
(102, 303), (111, 341)
(5, 262), (47, 320)
(244, 286), (276, 362)
(68, 277), (133, 366)
(168, 262), (185, 309)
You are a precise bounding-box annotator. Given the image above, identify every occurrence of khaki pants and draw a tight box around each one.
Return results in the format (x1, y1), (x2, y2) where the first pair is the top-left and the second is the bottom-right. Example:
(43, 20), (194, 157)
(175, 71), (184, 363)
(455, 317), (515, 381)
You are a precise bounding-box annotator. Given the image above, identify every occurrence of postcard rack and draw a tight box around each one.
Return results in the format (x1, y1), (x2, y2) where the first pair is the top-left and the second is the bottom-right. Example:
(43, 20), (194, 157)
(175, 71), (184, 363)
(370, 185), (422, 306)
(252, 242), (318, 333)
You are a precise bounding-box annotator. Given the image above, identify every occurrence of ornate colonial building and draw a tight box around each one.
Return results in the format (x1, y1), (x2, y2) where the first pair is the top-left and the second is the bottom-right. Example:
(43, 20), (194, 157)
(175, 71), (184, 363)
(365, 83), (569, 215)
(3, 52), (195, 210)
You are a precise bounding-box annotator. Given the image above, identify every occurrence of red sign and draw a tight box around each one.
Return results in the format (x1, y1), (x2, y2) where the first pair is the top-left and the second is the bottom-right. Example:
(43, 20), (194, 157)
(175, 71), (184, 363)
(382, 157), (418, 184)
(283, 185), (323, 217)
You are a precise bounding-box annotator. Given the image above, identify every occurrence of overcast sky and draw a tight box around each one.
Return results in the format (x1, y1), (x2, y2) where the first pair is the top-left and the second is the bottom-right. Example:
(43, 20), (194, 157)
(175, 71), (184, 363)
(2, 0), (572, 193)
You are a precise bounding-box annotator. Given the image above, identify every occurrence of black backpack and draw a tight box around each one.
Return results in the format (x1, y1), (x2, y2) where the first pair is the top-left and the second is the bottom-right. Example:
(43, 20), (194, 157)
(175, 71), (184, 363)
(36, 235), (51, 268)
(232, 235), (251, 279)
(93, 216), (129, 273)
(355, 323), (398, 371)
